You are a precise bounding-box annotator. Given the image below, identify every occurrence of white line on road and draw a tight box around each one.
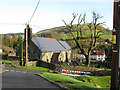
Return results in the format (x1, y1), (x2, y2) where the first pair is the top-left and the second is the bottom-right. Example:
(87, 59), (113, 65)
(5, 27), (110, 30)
(5, 70), (9, 72)
(22, 71), (26, 73)
(11, 70), (15, 72)
(16, 71), (20, 72)
(5, 69), (27, 73)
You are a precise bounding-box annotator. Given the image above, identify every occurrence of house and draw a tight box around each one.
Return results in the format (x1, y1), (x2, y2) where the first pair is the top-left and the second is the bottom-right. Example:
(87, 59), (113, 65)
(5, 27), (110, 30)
(90, 52), (105, 61)
(78, 51), (105, 61)
(0, 49), (2, 53)
(78, 51), (86, 59)
(16, 25), (72, 66)
(2, 46), (16, 56)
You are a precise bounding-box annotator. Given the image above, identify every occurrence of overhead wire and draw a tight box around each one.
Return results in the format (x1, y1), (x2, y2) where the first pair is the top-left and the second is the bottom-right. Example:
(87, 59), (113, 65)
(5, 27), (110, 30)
(0, 23), (25, 25)
(0, 23), (44, 30)
(28, 0), (40, 24)
(0, 0), (42, 31)
(30, 24), (45, 29)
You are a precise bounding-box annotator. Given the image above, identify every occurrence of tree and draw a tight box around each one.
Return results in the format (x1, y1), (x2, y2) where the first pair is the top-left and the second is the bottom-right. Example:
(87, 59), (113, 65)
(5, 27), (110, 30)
(13, 34), (23, 50)
(11, 34), (18, 48)
(2, 34), (11, 47)
(62, 12), (105, 67)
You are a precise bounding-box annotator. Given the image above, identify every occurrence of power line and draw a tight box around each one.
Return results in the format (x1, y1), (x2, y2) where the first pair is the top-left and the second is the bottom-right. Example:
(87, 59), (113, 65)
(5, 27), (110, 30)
(28, 0), (40, 24)
(30, 24), (45, 29)
(0, 23), (45, 30)
(0, 23), (25, 25)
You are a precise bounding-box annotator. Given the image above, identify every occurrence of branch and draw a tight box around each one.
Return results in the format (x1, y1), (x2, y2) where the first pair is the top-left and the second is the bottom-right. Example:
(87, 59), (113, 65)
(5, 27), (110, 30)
(62, 20), (71, 30)
(96, 34), (104, 38)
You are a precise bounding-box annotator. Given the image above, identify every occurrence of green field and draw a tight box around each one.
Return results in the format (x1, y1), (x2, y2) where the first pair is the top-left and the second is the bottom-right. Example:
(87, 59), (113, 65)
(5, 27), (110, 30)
(59, 30), (112, 40)
(35, 24), (112, 41)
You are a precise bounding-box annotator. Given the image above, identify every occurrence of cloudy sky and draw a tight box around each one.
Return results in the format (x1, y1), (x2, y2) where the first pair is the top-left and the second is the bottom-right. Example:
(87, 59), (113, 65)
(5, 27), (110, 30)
(0, 0), (113, 34)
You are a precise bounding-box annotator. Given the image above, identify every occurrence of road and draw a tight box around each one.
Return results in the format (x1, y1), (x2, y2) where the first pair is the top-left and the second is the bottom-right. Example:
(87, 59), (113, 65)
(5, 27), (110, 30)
(2, 65), (61, 90)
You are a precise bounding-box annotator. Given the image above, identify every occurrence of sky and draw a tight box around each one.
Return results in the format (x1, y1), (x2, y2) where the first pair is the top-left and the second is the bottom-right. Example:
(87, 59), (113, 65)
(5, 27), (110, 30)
(0, 0), (114, 34)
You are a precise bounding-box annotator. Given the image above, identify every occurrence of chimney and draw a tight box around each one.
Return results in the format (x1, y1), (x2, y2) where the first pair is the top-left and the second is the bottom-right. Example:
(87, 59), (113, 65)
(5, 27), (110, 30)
(24, 24), (32, 45)
(24, 24), (32, 66)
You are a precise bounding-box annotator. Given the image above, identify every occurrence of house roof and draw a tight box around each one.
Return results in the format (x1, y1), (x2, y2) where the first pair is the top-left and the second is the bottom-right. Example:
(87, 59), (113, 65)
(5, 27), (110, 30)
(97, 52), (104, 55)
(91, 52), (105, 55)
(59, 41), (71, 50)
(32, 37), (71, 52)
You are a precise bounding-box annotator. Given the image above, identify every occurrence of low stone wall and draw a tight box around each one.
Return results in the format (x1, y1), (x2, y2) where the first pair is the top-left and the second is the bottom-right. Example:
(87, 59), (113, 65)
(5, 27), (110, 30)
(11, 60), (20, 66)
(2, 54), (8, 60)
(26, 61), (37, 67)
(5, 56), (56, 69)
(7, 56), (20, 61)
(37, 60), (56, 70)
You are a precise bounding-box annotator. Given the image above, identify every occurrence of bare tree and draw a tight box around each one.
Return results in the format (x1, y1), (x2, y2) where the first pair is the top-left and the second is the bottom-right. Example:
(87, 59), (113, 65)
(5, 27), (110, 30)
(62, 12), (105, 67)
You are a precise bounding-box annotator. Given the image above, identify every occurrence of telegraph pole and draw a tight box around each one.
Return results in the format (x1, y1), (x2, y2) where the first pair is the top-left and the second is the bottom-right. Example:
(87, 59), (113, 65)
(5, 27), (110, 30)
(118, 1), (120, 88)
(25, 25), (28, 66)
(111, 0), (120, 89)
(21, 42), (23, 66)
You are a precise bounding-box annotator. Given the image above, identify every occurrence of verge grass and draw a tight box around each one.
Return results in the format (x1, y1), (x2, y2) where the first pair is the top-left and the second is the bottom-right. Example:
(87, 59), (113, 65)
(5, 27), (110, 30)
(76, 75), (111, 88)
(2, 60), (53, 72)
(38, 72), (98, 89)
(16, 65), (53, 72)
(2, 60), (12, 65)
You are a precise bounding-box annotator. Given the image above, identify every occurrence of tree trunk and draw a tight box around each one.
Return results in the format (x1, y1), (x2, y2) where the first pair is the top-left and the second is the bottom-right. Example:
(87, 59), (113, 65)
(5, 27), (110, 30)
(85, 54), (91, 67)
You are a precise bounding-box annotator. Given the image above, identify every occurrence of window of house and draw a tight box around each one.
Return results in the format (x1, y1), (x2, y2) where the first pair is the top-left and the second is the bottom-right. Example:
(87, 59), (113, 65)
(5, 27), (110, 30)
(98, 58), (100, 60)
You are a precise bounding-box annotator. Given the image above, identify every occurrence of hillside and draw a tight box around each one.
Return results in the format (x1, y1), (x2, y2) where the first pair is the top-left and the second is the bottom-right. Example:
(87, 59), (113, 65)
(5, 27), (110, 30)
(2, 33), (24, 36)
(34, 24), (112, 41)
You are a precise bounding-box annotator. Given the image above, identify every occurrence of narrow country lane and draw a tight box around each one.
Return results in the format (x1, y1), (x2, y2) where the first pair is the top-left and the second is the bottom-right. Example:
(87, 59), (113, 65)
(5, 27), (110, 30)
(2, 65), (61, 90)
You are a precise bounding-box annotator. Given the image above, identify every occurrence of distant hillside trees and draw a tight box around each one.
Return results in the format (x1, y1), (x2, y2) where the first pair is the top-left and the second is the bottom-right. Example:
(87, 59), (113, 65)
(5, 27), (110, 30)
(37, 32), (53, 38)
(13, 34), (23, 50)
(63, 12), (105, 67)
(2, 34), (23, 51)
(2, 34), (11, 47)
(11, 34), (18, 48)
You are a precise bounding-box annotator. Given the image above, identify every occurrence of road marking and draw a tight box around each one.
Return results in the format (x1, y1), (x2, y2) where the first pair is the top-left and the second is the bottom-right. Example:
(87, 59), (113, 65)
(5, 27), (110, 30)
(4, 69), (27, 73)
(16, 71), (20, 72)
(22, 71), (26, 73)
(5, 70), (9, 72)
(11, 70), (15, 72)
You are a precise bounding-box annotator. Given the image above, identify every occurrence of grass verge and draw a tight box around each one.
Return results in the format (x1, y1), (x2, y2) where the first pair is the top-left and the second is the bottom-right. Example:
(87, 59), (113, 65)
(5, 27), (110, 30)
(76, 75), (111, 88)
(38, 72), (98, 89)
(16, 65), (53, 72)
(2, 60), (53, 72)
(2, 60), (12, 65)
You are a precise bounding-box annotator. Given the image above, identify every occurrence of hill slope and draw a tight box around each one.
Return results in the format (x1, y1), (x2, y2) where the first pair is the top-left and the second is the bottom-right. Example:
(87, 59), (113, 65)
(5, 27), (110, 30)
(34, 24), (112, 41)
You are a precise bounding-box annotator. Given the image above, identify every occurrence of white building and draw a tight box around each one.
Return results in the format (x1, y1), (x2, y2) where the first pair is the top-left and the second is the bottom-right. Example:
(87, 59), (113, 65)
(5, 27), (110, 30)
(0, 49), (2, 53)
(78, 51), (105, 61)
(90, 52), (105, 61)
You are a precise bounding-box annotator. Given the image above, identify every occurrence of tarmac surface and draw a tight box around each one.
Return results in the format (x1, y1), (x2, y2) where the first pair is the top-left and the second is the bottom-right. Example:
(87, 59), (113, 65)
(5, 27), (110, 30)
(2, 65), (60, 90)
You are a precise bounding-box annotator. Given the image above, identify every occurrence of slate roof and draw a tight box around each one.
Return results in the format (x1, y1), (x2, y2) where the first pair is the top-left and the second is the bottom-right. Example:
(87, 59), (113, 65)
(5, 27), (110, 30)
(32, 37), (71, 52)
(59, 41), (71, 50)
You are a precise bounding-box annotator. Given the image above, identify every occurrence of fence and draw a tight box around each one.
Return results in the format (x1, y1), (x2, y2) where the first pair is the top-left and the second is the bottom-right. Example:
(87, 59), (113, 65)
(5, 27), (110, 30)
(62, 69), (91, 75)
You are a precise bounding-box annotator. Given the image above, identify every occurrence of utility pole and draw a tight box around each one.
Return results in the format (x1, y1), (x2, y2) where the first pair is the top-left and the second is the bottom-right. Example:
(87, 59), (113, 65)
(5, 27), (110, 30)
(111, 0), (120, 89)
(118, 1), (120, 88)
(21, 42), (23, 66)
(25, 25), (28, 66)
